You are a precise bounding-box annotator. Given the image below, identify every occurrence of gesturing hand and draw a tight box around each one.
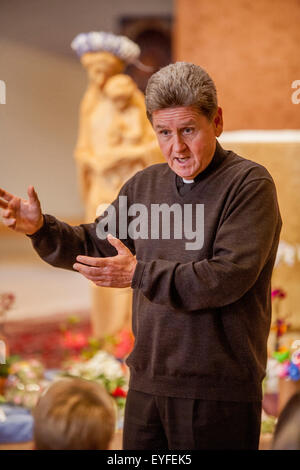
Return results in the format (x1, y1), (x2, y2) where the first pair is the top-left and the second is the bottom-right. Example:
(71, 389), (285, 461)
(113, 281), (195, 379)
(73, 234), (137, 288)
(0, 186), (44, 235)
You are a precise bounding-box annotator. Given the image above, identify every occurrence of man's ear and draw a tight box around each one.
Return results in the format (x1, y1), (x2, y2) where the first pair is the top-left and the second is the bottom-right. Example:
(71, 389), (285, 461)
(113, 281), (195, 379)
(213, 107), (223, 137)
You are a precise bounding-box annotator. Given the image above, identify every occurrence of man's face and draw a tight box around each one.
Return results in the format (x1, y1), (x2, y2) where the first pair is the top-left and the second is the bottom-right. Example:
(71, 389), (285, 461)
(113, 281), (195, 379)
(152, 106), (223, 180)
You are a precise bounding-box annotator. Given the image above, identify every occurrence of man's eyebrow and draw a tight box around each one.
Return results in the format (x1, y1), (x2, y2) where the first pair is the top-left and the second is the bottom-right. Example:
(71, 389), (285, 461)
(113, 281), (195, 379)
(179, 120), (197, 127)
(154, 120), (197, 129)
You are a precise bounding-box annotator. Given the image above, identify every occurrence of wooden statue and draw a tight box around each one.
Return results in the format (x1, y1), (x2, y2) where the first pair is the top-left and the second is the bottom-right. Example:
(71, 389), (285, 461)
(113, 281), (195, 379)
(71, 32), (163, 338)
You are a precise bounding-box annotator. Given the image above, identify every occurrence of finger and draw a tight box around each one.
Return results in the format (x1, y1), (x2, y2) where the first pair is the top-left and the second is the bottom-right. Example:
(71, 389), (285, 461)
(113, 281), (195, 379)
(0, 199), (8, 209)
(73, 263), (108, 276)
(87, 274), (109, 282)
(1, 209), (13, 218)
(75, 255), (107, 267)
(2, 217), (16, 228)
(8, 198), (19, 210)
(95, 280), (129, 288)
(73, 267), (109, 282)
(95, 281), (113, 287)
(107, 234), (130, 255)
(27, 186), (39, 204)
(0, 188), (14, 202)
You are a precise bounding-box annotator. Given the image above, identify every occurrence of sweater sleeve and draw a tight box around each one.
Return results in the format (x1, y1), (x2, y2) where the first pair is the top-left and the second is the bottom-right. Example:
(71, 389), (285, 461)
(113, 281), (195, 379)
(131, 178), (282, 310)
(26, 184), (135, 271)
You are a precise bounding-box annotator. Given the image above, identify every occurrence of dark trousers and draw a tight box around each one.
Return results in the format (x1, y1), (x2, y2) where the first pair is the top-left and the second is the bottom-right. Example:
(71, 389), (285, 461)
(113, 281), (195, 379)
(123, 389), (262, 450)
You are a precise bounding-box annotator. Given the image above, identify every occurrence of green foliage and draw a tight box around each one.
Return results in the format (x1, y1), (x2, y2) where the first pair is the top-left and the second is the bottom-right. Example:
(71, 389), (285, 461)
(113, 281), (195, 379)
(0, 363), (10, 378)
(80, 337), (103, 360)
(94, 374), (126, 393)
(115, 397), (126, 410)
(0, 355), (20, 378)
(261, 416), (277, 434)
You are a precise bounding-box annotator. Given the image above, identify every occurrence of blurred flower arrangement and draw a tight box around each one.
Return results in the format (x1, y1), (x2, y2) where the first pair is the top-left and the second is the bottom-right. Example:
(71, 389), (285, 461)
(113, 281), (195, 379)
(271, 288), (291, 352)
(59, 316), (133, 412)
(61, 350), (128, 411)
(0, 292), (15, 393)
(60, 316), (134, 361)
(273, 340), (300, 382)
(3, 358), (50, 409)
(262, 287), (293, 418)
(0, 292), (15, 352)
(0, 314), (133, 414)
(263, 341), (300, 418)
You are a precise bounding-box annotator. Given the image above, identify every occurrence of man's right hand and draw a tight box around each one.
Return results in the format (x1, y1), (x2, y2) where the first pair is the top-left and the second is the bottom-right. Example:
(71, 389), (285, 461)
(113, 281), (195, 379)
(0, 186), (44, 235)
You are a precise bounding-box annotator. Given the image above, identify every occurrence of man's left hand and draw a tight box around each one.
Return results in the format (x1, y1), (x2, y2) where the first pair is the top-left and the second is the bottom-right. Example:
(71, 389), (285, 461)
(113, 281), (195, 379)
(73, 234), (137, 288)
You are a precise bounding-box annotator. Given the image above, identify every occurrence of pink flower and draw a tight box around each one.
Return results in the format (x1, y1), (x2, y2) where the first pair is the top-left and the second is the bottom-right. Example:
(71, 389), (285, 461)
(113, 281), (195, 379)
(271, 288), (286, 299)
(279, 361), (290, 378)
(14, 396), (22, 405)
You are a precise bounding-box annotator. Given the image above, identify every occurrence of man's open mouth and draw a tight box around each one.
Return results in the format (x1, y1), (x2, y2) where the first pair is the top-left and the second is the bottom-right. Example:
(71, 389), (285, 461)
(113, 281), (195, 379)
(175, 157), (190, 163)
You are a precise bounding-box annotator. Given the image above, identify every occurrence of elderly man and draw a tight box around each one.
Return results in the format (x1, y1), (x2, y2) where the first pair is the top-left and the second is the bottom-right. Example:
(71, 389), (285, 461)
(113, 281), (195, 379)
(0, 62), (282, 450)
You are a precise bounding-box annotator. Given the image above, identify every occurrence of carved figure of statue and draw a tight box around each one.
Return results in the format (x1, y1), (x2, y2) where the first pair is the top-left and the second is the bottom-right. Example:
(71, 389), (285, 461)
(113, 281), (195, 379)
(71, 32), (163, 338)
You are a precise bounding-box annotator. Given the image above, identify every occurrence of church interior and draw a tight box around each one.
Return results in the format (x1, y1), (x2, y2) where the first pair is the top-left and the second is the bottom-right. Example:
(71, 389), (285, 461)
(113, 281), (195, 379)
(0, 0), (300, 452)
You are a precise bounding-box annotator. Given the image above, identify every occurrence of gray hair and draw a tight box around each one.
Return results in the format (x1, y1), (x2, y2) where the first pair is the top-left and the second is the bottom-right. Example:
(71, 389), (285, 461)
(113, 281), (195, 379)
(145, 62), (218, 122)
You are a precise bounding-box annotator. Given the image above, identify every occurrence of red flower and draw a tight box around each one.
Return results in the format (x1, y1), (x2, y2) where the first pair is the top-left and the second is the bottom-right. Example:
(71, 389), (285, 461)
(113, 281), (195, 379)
(111, 387), (127, 398)
(113, 329), (134, 359)
(62, 331), (88, 351)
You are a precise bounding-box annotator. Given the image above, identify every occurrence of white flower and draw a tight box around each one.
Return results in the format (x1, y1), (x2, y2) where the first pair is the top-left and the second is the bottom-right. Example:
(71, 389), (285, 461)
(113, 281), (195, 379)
(67, 351), (124, 382)
(265, 358), (281, 393)
(275, 240), (297, 267)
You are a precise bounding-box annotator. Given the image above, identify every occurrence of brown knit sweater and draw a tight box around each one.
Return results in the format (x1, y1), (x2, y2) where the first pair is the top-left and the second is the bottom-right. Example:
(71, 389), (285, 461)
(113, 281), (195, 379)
(27, 141), (282, 402)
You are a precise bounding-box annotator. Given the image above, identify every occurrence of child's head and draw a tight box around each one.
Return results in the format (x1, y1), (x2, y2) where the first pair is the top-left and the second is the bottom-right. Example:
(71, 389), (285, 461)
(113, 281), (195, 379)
(104, 74), (136, 110)
(33, 377), (116, 450)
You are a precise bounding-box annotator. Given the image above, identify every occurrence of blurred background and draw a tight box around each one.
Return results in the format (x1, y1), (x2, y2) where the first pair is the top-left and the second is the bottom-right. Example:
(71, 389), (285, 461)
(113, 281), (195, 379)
(0, 0), (300, 449)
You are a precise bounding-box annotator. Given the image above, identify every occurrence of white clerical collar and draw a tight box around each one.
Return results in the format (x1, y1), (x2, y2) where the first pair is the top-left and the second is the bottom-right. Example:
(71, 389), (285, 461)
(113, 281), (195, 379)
(182, 178), (194, 183)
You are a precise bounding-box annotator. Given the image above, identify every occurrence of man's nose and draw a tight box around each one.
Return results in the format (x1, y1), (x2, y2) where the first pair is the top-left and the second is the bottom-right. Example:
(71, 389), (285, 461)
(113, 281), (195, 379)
(173, 134), (187, 153)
